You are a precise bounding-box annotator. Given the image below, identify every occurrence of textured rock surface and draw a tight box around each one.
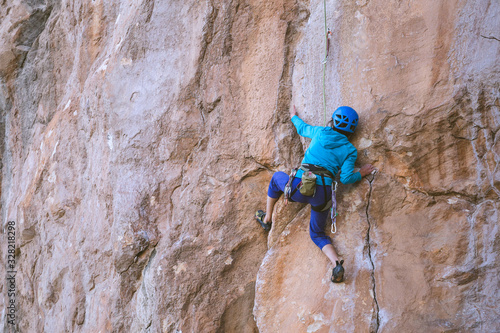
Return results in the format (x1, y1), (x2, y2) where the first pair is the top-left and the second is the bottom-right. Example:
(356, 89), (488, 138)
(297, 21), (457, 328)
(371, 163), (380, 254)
(0, 0), (499, 332)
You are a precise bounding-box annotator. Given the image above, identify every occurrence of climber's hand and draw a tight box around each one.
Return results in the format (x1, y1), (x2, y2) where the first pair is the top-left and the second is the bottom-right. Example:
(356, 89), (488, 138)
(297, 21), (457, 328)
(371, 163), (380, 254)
(359, 164), (376, 177)
(290, 105), (297, 118)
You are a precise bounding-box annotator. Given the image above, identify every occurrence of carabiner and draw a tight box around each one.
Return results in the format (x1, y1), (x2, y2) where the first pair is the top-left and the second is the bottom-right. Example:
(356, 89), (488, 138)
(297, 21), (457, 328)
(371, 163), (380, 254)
(331, 220), (337, 234)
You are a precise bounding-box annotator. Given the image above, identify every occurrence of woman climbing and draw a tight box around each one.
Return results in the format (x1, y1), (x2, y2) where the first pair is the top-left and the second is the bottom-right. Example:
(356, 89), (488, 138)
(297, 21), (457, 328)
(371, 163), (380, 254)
(255, 105), (375, 283)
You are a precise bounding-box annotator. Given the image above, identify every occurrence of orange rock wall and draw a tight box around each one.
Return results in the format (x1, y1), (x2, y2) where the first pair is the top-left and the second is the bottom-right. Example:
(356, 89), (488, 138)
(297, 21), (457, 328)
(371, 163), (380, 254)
(0, 0), (498, 332)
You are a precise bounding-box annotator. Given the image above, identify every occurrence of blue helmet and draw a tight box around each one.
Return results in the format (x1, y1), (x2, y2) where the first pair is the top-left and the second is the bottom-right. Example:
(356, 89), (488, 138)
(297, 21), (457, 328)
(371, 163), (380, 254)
(332, 106), (359, 133)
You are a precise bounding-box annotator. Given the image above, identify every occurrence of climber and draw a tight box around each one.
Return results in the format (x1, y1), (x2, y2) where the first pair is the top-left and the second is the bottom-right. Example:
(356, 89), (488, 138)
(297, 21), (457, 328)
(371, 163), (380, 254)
(255, 105), (375, 283)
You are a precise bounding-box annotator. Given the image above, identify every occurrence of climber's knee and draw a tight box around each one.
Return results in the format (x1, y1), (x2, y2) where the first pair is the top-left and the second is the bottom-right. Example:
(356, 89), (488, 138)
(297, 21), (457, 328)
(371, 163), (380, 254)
(308, 208), (331, 249)
(309, 228), (332, 249)
(267, 171), (289, 198)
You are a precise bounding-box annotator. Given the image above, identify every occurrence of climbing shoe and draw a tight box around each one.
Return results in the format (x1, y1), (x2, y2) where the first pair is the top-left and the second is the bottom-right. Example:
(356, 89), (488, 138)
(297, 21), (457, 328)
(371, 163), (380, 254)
(255, 210), (271, 231)
(331, 260), (345, 283)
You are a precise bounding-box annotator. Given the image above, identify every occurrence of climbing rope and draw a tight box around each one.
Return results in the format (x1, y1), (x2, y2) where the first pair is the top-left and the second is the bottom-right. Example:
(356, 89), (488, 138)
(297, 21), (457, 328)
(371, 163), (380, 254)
(322, 0), (331, 126)
(323, 0), (336, 230)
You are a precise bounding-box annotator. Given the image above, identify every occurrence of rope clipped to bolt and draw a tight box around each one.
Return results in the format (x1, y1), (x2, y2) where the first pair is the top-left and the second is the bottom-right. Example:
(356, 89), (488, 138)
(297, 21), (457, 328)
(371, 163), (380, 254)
(322, 0), (332, 127)
(322, 0), (337, 232)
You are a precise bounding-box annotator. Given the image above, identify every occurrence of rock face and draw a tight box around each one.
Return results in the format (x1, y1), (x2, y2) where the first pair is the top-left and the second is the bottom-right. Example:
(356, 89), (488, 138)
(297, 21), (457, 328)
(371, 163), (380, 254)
(0, 0), (498, 332)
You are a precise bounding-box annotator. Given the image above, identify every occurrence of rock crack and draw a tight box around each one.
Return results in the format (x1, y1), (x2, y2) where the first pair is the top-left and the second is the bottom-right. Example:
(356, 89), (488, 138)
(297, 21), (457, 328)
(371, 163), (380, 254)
(366, 174), (380, 333)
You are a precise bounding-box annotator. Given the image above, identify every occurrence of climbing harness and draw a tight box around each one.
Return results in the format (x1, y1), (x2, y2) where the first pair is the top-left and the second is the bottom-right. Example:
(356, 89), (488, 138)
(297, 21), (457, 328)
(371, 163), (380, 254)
(284, 164), (334, 213)
(301, 164), (333, 212)
(331, 180), (338, 233)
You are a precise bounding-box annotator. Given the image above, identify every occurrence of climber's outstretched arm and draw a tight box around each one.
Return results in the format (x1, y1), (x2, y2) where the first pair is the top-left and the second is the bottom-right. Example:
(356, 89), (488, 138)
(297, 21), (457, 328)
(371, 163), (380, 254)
(289, 105), (322, 139)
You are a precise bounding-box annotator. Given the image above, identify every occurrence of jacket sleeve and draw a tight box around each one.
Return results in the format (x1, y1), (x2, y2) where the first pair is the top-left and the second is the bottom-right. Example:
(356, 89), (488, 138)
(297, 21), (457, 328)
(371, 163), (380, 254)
(291, 115), (321, 139)
(340, 150), (362, 184)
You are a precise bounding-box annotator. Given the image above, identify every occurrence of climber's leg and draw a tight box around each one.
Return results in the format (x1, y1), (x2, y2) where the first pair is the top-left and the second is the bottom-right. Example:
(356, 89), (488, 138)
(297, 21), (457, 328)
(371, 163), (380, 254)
(267, 171), (289, 198)
(309, 209), (339, 265)
(262, 171), (290, 225)
(309, 210), (345, 283)
(264, 196), (279, 224)
(321, 244), (339, 265)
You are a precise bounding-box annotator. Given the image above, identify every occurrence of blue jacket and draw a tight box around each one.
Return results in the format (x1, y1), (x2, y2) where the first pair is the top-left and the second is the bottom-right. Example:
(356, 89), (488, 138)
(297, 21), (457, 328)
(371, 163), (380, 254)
(292, 115), (361, 185)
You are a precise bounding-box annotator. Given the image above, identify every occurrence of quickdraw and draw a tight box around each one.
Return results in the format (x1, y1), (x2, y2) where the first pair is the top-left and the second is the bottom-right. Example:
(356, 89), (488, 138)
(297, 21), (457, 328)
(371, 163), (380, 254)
(322, 28), (332, 64)
(284, 168), (298, 205)
(331, 180), (338, 233)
